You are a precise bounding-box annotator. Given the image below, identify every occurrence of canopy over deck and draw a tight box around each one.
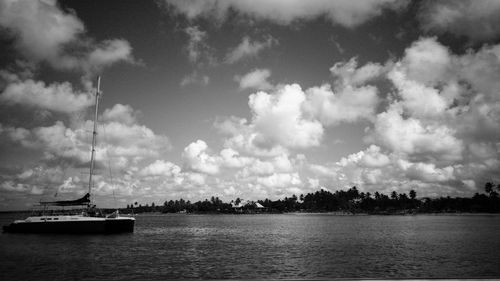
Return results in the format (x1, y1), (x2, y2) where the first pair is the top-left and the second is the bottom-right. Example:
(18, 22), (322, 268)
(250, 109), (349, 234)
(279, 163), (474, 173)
(40, 193), (90, 206)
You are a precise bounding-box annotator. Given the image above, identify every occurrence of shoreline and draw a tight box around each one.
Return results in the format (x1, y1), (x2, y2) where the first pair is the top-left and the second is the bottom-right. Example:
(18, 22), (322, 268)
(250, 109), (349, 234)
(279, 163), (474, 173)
(2, 210), (500, 216)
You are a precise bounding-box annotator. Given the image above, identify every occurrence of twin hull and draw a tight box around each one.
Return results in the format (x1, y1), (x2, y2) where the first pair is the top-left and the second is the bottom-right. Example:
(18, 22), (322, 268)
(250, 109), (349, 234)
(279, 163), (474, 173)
(3, 216), (135, 234)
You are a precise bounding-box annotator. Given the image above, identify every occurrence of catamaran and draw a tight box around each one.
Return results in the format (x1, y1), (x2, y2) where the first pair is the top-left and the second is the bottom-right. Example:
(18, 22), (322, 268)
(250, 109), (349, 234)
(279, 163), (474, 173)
(3, 77), (135, 234)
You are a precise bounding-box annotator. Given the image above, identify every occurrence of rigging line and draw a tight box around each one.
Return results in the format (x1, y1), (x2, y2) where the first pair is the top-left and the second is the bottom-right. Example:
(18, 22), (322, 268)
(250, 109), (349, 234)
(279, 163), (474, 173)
(101, 122), (118, 208)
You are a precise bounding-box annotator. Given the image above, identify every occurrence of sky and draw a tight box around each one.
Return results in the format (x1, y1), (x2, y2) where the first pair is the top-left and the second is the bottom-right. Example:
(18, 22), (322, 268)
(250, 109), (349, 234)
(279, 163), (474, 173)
(1, 0), (500, 210)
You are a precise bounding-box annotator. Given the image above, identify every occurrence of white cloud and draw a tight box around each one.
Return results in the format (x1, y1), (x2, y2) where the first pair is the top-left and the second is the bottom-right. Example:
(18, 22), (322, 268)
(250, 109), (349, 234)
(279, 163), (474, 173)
(223, 133), (290, 157)
(370, 104), (463, 162)
(102, 104), (137, 126)
(419, 0), (500, 41)
(256, 172), (301, 189)
(82, 39), (135, 73)
(399, 160), (455, 183)
(180, 71), (210, 87)
(184, 26), (214, 65)
(0, 0), (134, 73)
(338, 145), (390, 168)
(98, 121), (172, 165)
(329, 57), (386, 87)
(182, 140), (220, 174)
(139, 160), (181, 177)
(4, 105), (172, 169)
(235, 68), (273, 90)
(164, 0), (408, 28)
(219, 148), (252, 168)
(0, 78), (93, 114)
(186, 172), (206, 186)
(388, 70), (449, 118)
(301, 58), (382, 126)
(225, 36), (277, 64)
(0, 0), (83, 64)
(249, 84), (324, 149)
(304, 83), (379, 126)
(397, 37), (451, 86)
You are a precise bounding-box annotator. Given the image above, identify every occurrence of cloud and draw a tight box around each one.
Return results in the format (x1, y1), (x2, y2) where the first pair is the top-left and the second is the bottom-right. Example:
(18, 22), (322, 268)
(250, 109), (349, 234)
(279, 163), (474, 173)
(419, 0), (500, 41)
(3, 104), (172, 169)
(0, 0), (83, 63)
(0, 0), (134, 73)
(235, 68), (273, 90)
(0, 77), (93, 114)
(329, 57), (387, 87)
(397, 37), (452, 86)
(102, 104), (137, 126)
(180, 71), (210, 87)
(139, 160), (181, 177)
(256, 172), (301, 189)
(249, 84), (324, 149)
(82, 39), (135, 74)
(370, 104), (463, 162)
(304, 83), (379, 126)
(399, 160), (455, 183)
(184, 26), (215, 65)
(220, 59), (388, 155)
(219, 148), (253, 168)
(164, 0), (408, 28)
(388, 70), (449, 118)
(346, 37), (500, 196)
(182, 140), (220, 174)
(301, 58), (383, 126)
(338, 145), (390, 168)
(225, 36), (277, 64)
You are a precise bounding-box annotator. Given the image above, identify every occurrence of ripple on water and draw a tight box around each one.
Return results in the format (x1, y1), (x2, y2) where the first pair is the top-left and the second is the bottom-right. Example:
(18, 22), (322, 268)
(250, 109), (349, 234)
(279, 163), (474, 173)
(1, 214), (500, 279)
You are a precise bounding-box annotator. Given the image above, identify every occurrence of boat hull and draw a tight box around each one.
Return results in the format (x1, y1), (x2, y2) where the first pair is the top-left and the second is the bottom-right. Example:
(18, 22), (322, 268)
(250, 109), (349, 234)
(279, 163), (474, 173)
(3, 217), (135, 234)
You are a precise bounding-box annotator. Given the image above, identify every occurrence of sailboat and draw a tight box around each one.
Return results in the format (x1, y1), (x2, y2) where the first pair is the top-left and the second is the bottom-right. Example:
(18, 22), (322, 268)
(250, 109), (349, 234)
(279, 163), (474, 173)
(3, 77), (135, 234)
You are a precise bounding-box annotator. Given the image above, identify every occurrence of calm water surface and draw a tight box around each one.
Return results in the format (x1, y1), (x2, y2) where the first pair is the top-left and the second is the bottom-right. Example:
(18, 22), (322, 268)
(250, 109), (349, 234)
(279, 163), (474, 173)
(1, 213), (500, 280)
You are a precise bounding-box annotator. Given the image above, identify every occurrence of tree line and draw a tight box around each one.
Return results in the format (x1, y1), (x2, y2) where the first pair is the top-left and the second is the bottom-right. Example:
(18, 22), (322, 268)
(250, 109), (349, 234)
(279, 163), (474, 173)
(124, 182), (500, 214)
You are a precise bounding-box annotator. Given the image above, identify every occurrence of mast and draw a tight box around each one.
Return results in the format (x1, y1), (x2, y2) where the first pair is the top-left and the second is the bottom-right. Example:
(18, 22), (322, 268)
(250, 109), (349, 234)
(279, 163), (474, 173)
(88, 76), (101, 202)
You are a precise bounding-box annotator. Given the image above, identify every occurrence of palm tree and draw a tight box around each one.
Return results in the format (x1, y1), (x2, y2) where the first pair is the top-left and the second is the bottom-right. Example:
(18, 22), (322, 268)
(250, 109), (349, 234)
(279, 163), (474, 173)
(391, 191), (398, 200)
(485, 182), (494, 195)
(409, 190), (417, 200)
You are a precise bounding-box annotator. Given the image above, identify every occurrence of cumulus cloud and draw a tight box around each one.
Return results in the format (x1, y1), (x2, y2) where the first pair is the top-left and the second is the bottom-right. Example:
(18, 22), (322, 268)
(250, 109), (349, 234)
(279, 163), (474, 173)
(370, 104), (463, 162)
(329, 57), (387, 87)
(219, 59), (388, 156)
(164, 0), (408, 28)
(338, 145), (390, 168)
(396, 37), (451, 86)
(0, 77), (93, 114)
(225, 36), (277, 64)
(354, 37), (500, 195)
(419, 0), (500, 41)
(256, 172), (301, 189)
(139, 160), (181, 177)
(0, 0), (83, 63)
(3, 104), (172, 169)
(234, 68), (273, 90)
(399, 160), (455, 183)
(102, 104), (137, 126)
(182, 140), (220, 174)
(219, 148), (253, 169)
(304, 83), (379, 126)
(249, 84), (324, 149)
(82, 39), (135, 74)
(301, 58), (383, 125)
(0, 0), (134, 73)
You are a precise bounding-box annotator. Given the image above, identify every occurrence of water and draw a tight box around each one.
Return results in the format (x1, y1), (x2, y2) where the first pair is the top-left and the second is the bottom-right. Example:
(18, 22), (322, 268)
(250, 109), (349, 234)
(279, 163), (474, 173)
(1, 213), (500, 280)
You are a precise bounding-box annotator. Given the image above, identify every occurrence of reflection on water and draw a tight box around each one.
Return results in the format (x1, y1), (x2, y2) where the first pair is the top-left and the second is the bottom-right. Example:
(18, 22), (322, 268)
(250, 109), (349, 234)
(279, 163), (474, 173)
(1, 213), (500, 280)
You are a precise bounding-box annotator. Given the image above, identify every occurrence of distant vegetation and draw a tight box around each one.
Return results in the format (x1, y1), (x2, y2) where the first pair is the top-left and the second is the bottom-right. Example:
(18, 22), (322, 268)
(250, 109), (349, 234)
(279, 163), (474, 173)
(124, 182), (500, 214)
